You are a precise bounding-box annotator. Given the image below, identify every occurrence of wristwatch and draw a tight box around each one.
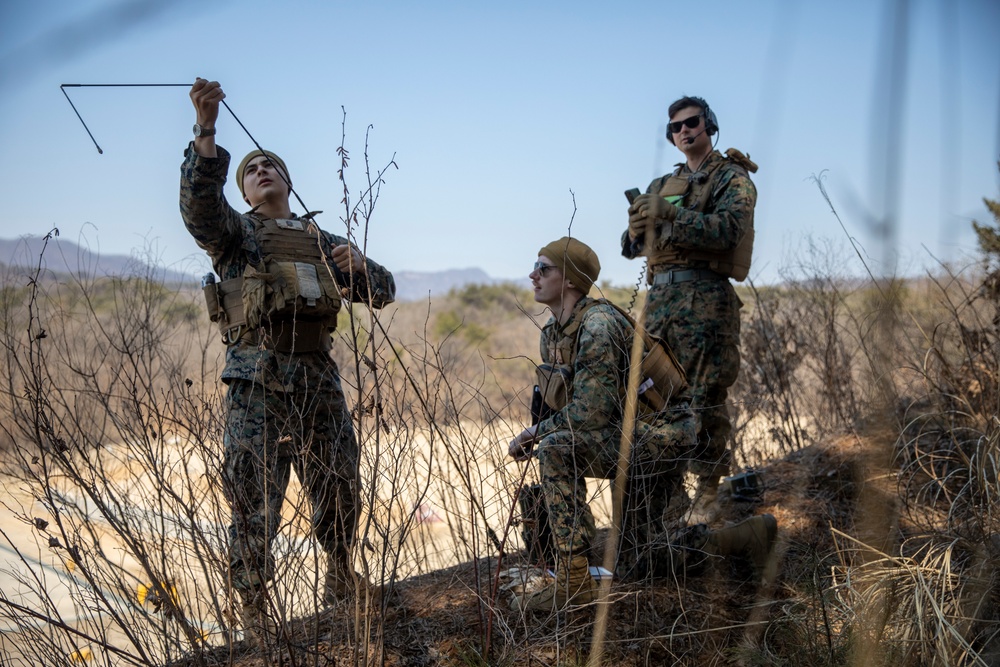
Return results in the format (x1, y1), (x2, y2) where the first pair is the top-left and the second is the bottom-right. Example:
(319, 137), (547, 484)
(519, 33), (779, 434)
(192, 123), (216, 138)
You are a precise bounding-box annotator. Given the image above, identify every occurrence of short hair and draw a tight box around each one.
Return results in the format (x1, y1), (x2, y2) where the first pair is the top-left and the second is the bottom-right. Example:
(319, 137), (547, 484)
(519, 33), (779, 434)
(666, 96), (718, 144)
(668, 95), (710, 120)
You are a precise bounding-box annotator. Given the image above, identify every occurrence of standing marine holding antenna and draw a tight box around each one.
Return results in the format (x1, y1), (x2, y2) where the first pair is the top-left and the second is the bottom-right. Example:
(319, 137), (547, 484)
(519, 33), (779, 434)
(181, 77), (396, 644)
(622, 96), (758, 524)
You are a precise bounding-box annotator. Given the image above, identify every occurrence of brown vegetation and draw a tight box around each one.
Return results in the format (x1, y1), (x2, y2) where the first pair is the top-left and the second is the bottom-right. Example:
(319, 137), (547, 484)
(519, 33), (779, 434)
(0, 183), (998, 665)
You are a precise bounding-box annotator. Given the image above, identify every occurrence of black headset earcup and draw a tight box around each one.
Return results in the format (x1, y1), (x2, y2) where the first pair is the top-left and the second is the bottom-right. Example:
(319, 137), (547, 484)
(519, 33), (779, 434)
(705, 106), (719, 135)
(691, 96), (719, 136)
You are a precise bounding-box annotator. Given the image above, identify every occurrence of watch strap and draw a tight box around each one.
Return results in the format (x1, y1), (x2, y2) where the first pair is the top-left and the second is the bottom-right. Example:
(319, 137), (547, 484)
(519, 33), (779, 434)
(193, 124), (216, 137)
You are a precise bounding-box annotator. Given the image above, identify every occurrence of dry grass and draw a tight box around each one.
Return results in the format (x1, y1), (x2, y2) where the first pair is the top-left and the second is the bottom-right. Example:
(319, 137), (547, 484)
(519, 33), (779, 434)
(0, 228), (998, 665)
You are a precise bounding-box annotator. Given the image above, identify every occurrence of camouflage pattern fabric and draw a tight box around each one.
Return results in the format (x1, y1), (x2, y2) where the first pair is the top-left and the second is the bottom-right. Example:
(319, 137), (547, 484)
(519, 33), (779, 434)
(179, 143), (395, 593)
(180, 143), (396, 388)
(640, 152), (756, 255)
(223, 375), (359, 592)
(533, 297), (695, 555)
(644, 280), (741, 478)
(621, 154), (756, 478)
(535, 298), (631, 438)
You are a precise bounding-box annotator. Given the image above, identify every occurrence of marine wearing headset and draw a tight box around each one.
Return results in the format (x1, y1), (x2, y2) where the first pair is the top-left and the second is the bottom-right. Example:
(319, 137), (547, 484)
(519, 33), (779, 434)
(622, 96), (758, 525)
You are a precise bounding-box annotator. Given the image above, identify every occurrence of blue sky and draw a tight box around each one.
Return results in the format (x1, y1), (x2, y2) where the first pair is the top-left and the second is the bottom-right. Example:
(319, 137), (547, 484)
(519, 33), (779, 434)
(1, 0), (998, 286)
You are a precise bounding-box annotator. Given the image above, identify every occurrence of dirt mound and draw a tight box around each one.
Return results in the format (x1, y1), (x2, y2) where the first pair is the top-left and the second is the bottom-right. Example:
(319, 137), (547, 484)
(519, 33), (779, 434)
(165, 434), (881, 667)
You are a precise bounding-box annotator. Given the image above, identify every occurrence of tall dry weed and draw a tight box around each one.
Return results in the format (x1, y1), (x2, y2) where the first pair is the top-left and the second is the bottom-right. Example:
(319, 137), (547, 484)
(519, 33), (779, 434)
(1, 213), (999, 665)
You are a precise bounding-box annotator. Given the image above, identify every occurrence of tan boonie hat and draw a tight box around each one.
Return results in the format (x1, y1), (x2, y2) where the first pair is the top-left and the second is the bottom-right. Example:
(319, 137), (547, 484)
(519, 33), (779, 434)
(236, 150), (290, 198)
(539, 237), (601, 295)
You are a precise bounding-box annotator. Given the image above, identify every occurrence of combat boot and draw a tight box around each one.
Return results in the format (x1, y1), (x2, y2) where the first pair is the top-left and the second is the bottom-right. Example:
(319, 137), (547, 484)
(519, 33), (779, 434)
(688, 475), (722, 525)
(511, 553), (597, 613)
(322, 551), (380, 606)
(239, 587), (277, 647)
(704, 514), (777, 570)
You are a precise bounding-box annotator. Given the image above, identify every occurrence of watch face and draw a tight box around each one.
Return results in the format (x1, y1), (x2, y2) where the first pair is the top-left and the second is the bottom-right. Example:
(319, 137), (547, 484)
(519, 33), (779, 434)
(193, 124), (214, 137)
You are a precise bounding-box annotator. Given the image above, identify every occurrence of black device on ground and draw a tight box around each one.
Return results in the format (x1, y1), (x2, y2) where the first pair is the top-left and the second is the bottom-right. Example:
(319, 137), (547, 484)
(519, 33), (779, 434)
(722, 470), (764, 502)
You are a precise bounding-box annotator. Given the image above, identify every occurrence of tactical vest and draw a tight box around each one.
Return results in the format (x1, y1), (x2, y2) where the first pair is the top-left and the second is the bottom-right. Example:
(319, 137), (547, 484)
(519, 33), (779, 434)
(647, 148), (757, 282)
(535, 299), (687, 418)
(202, 216), (343, 351)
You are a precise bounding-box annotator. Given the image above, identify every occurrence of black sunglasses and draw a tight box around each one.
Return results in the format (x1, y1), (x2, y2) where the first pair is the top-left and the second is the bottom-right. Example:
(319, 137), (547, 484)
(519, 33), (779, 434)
(667, 114), (703, 134)
(533, 261), (558, 276)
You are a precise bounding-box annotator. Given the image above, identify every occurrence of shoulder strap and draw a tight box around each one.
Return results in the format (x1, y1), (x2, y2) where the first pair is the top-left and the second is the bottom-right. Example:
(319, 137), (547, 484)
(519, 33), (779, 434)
(594, 298), (635, 328)
(553, 298), (606, 366)
(554, 298), (687, 413)
(598, 299), (688, 410)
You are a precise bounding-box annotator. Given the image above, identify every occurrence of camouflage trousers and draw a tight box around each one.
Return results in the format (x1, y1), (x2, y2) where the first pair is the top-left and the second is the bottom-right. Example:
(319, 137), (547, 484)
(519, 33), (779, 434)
(645, 277), (742, 479)
(535, 404), (695, 555)
(222, 377), (360, 594)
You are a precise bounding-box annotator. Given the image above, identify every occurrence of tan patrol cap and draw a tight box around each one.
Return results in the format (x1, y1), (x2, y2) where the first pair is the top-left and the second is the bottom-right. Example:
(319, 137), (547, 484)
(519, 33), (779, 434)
(236, 149), (291, 198)
(538, 237), (601, 295)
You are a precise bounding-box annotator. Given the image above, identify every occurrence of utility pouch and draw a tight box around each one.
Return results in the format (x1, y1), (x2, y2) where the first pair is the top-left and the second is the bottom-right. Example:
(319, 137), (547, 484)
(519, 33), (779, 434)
(202, 281), (222, 323)
(636, 330), (687, 411)
(203, 276), (248, 342)
(584, 300), (687, 411)
(657, 175), (691, 200)
(535, 363), (572, 412)
(241, 260), (341, 330)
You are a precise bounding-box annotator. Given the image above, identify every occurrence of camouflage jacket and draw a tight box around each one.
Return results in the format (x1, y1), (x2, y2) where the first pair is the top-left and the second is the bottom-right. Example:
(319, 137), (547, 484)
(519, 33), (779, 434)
(621, 150), (757, 262)
(179, 143), (396, 389)
(535, 296), (631, 439)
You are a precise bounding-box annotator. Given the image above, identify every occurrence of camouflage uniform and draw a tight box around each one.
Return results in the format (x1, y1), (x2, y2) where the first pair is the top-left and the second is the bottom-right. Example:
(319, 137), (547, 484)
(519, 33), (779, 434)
(180, 144), (395, 593)
(533, 296), (695, 555)
(622, 151), (756, 479)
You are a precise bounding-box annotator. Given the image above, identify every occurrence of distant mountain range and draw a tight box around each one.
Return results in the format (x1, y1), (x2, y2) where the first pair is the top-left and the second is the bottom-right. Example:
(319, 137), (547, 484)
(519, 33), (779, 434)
(0, 236), (198, 286)
(391, 268), (511, 302)
(0, 236), (509, 301)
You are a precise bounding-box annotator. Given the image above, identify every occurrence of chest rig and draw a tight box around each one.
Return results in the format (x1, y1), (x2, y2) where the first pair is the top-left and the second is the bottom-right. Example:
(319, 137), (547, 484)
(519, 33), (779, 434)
(647, 148), (757, 282)
(203, 216), (343, 353)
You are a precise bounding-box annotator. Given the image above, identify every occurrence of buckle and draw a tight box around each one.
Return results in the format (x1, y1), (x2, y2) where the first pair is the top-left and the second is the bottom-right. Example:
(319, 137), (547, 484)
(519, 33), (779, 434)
(653, 270), (681, 286)
(222, 325), (245, 346)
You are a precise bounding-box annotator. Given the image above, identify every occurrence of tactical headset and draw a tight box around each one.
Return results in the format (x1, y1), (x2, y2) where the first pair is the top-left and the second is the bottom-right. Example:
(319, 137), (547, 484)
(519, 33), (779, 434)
(666, 96), (719, 145)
